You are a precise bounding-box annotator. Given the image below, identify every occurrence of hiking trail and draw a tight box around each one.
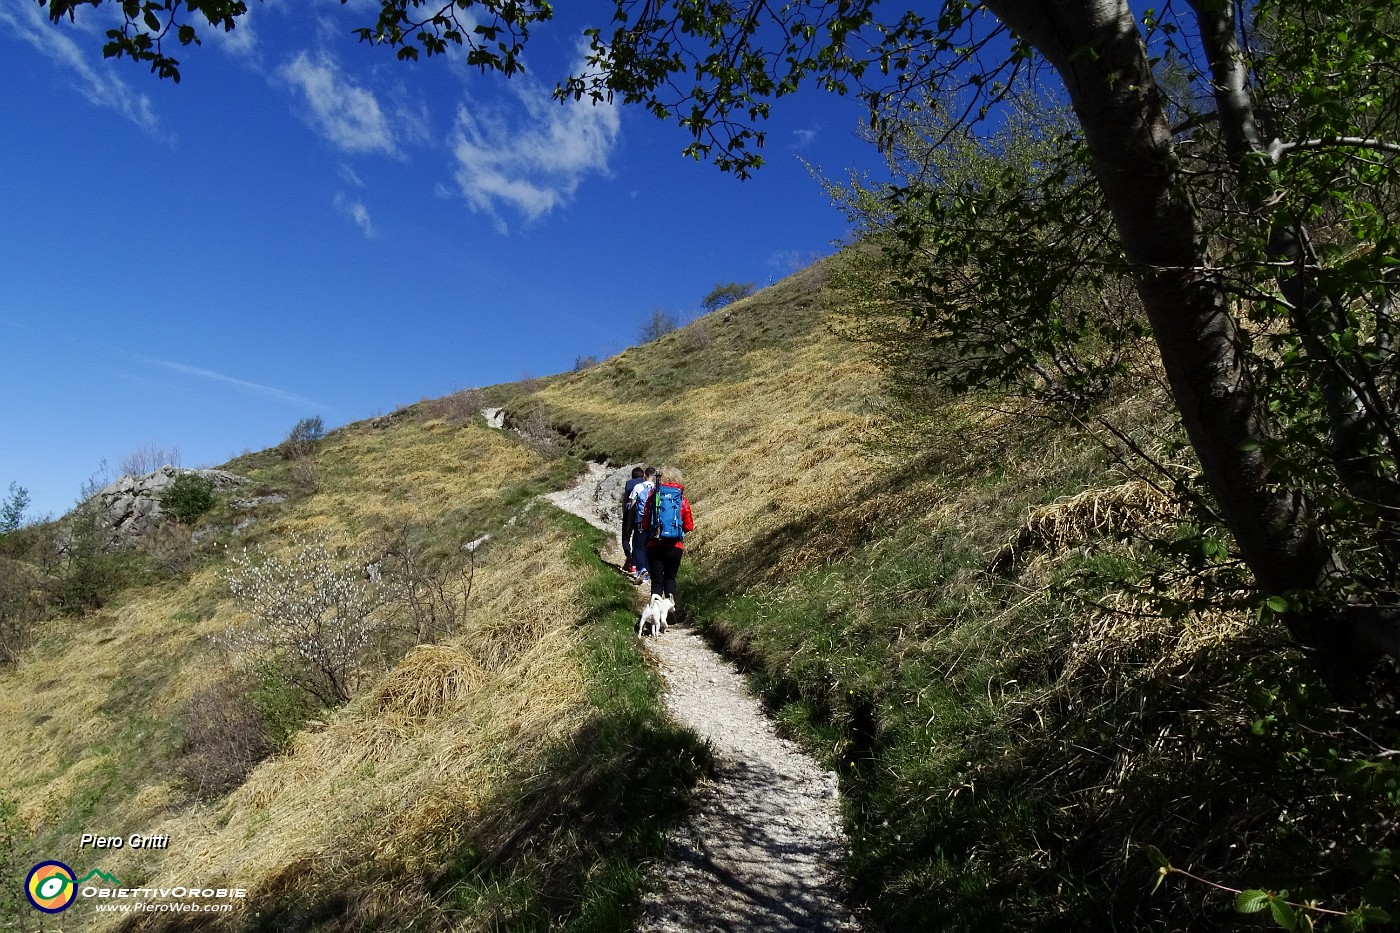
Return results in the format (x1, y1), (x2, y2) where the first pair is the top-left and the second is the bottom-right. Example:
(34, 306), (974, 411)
(543, 461), (867, 931)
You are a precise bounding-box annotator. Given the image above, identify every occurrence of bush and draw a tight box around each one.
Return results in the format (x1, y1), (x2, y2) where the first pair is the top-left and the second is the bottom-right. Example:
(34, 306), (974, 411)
(49, 503), (147, 612)
(288, 454), (320, 493)
(639, 308), (680, 342)
(174, 675), (275, 798)
(120, 442), (180, 477)
(701, 281), (755, 312)
(421, 387), (486, 426)
(518, 410), (565, 458)
(379, 529), (474, 644)
(161, 473), (216, 524)
(223, 534), (394, 705)
(0, 556), (41, 665)
(280, 416), (325, 460)
(0, 483), (29, 534)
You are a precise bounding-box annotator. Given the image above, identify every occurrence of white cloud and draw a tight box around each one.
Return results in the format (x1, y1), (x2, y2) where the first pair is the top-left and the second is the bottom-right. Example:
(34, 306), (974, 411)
(792, 126), (819, 149)
(204, 11), (258, 60)
(333, 192), (375, 237)
(448, 73), (620, 226)
(278, 49), (395, 155)
(0, 0), (162, 134)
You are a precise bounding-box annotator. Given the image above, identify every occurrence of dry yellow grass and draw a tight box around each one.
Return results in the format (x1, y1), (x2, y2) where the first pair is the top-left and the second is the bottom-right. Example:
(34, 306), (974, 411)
(535, 320), (881, 584)
(0, 412), (596, 930)
(258, 419), (545, 540)
(49, 519), (594, 931)
(991, 479), (1181, 574)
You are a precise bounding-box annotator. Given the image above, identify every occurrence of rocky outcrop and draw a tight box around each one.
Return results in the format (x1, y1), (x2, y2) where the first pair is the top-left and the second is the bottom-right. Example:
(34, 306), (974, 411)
(542, 461), (642, 533)
(81, 466), (251, 549)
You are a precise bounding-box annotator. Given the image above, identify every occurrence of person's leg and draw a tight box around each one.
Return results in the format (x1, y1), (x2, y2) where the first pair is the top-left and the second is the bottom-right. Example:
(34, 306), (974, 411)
(646, 545), (662, 599)
(657, 544), (682, 603)
(632, 528), (651, 580)
(620, 517), (634, 569)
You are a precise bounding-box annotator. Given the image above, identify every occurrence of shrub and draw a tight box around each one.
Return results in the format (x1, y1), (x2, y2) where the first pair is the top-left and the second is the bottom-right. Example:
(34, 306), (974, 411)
(421, 387), (486, 426)
(379, 530), (475, 644)
(138, 522), (197, 577)
(161, 473), (216, 524)
(701, 281), (755, 312)
(224, 534), (394, 705)
(280, 416), (325, 460)
(518, 410), (565, 458)
(0, 483), (28, 534)
(174, 675), (275, 798)
(639, 308), (680, 342)
(0, 556), (41, 665)
(49, 503), (147, 612)
(120, 442), (180, 477)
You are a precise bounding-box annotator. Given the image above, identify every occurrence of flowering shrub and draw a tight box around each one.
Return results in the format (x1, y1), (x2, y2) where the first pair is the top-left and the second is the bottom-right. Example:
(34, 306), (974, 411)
(224, 534), (393, 705)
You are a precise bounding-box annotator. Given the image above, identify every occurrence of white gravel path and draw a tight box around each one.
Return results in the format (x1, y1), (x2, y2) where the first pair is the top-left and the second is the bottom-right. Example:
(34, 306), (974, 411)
(540, 460), (866, 932)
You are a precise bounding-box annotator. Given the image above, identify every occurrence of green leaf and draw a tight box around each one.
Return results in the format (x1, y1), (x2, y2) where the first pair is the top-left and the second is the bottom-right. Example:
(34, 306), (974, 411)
(1236, 890), (1271, 914)
(1265, 596), (1290, 613)
(1143, 845), (1171, 869)
(1270, 896), (1298, 930)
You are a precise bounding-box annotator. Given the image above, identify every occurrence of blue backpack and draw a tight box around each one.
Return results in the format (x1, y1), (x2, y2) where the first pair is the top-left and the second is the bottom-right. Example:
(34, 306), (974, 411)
(629, 481), (654, 524)
(648, 485), (685, 541)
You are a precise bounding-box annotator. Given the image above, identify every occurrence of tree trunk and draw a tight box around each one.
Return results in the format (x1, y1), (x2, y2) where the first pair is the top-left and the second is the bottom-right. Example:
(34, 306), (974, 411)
(980, 0), (1391, 690)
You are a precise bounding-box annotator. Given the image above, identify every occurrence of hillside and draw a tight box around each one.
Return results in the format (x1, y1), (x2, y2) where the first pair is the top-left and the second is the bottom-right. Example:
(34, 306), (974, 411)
(2, 255), (1397, 931)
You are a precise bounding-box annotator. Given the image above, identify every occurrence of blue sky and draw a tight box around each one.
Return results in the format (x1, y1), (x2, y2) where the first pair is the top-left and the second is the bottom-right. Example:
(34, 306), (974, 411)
(0, 0), (883, 521)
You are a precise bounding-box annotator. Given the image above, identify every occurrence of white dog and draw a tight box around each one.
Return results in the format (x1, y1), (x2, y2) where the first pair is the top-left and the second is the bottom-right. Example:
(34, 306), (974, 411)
(637, 594), (674, 638)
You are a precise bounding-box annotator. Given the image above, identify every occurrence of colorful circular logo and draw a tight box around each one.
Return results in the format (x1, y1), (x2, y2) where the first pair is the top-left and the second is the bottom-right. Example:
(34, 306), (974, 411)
(26, 861), (77, 913)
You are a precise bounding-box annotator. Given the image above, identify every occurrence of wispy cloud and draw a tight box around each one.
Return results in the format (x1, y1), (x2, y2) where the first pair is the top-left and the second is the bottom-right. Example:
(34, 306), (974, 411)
(0, 0), (162, 134)
(447, 65), (620, 228)
(333, 192), (375, 237)
(791, 126), (819, 149)
(203, 9), (258, 60)
(339, 164), (366, 188)
(138, 356), (329, 410)
(278, 49), (396, 154)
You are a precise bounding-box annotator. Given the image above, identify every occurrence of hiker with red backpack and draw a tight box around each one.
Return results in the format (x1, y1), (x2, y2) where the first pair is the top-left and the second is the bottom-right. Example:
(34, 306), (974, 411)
(639, 467), (694, 610)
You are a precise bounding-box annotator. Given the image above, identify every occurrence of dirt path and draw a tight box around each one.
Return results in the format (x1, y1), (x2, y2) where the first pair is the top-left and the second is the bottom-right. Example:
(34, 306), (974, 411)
(542, 461), (866, 932)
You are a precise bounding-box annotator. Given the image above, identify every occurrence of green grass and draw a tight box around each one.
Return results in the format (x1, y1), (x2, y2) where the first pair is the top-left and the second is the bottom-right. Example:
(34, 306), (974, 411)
(676, 402), (1400, 931)
(428, 516), (713, 933)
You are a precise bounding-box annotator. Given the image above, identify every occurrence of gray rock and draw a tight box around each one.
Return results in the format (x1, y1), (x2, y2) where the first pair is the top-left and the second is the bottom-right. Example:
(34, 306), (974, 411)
(75, 465), (251, 550)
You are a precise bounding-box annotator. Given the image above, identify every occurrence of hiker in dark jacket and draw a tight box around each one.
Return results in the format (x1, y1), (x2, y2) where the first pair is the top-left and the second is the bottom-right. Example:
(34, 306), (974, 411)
(627, 467), (657, 585)
(620, 466), (645, 573)
(639, 466), (694, 607)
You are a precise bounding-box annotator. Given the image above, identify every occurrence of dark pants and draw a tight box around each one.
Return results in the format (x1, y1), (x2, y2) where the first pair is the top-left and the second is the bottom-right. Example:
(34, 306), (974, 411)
(621, 516), (635, 566)
(647, 541), (683, 602)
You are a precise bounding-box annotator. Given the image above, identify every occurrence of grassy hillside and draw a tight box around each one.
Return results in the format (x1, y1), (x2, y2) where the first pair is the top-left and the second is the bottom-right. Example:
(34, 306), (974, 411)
(522, 259), (1400, 930)
(3, 253), (1397, 931)
(1, 415), (706, 930)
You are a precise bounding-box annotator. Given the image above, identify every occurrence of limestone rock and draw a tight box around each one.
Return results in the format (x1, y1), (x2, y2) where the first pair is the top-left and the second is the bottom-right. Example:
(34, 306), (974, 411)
(79, 466), (251, 550)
